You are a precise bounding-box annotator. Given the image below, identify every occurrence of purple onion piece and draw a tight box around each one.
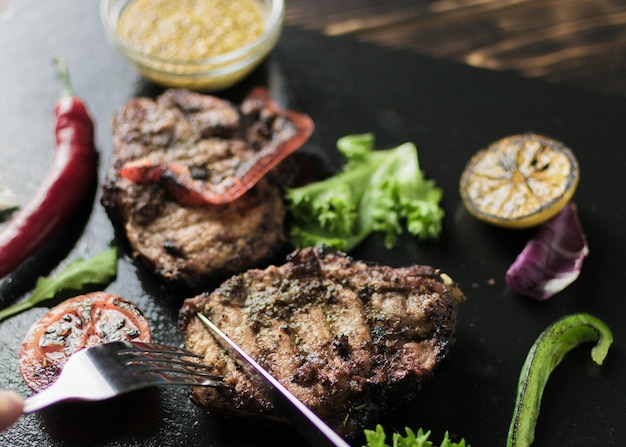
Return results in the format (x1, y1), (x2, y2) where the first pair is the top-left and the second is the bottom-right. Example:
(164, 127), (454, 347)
(505, 202), (589, 300)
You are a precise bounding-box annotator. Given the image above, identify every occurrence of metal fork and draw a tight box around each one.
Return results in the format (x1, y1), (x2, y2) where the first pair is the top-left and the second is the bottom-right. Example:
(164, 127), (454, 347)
(22, 341), (226, 413)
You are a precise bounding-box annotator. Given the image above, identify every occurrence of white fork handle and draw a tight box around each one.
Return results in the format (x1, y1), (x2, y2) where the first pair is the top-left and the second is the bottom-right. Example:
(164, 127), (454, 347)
(22, 358), (115, 413)
(22, 383), (68, 413)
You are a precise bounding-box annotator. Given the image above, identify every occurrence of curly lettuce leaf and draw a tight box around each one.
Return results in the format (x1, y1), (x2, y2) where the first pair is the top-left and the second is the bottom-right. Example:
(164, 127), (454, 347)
(363, 425), (470, 447)
(286, 133), (444, 251)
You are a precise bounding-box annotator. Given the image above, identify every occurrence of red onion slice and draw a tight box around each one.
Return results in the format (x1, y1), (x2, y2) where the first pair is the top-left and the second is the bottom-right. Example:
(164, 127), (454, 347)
(505, 202), (589, 300)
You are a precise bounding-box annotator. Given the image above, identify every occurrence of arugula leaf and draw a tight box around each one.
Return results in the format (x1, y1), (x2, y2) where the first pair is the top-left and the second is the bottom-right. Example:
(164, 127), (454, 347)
(0, 248), (118, 321)
(363, 425), (470, 447)
(286, 133), (444, 252)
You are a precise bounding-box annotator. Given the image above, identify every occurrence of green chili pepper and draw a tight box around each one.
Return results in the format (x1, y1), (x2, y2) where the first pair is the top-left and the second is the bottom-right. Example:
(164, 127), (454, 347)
(506, 313), (613, 447)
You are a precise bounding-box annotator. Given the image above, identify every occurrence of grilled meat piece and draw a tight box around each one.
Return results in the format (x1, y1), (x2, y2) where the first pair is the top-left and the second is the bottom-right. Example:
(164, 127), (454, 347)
(179, 246), (466, 439)
(102, 89), (308, 290)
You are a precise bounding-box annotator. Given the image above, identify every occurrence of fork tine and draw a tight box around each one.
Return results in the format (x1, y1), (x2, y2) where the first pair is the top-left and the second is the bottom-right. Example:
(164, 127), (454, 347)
(124, 355), (210, 370)
(117, 344), (221, 375)
(117, 342), (228, 387)
(124, 355), (224, 379)
(137, 368), (226, 387)
(120, 341), (203, 358)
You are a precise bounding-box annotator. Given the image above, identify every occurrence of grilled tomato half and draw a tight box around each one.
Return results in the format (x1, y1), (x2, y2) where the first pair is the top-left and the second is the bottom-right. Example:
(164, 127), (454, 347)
(19, 292), (151, 392)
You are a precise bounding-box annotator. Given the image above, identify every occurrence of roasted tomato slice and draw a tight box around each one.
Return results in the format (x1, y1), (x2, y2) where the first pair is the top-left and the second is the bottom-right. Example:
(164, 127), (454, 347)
(119, 87), (314, 206)
(19, 292), (151, 392)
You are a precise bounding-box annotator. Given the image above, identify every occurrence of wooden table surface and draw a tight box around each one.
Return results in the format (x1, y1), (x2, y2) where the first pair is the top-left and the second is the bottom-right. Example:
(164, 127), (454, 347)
(285, 0), (626, 98)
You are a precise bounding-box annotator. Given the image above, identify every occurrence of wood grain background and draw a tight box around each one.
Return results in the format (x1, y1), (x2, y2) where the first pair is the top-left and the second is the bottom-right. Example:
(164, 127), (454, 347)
(285, 0), (626, 98)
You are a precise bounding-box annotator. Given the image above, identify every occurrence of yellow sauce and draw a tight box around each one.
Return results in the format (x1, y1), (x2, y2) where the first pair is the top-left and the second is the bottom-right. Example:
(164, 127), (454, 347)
(117, 0), (265, 61)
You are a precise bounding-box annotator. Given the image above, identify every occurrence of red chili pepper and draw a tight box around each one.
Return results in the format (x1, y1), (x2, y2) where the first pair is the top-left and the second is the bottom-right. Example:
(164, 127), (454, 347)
(119, 87), (314, 206)
(0, 57), (97, 280)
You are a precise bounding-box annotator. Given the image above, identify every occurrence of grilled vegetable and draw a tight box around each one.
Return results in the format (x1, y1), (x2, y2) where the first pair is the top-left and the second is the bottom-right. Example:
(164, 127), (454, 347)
(18, 291), (151, 392)
(507, 313), (613, 447)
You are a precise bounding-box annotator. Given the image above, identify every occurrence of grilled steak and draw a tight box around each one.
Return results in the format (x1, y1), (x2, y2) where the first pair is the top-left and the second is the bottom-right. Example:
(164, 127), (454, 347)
(179, 246), (466, 439)
(101, 89), (312, 291)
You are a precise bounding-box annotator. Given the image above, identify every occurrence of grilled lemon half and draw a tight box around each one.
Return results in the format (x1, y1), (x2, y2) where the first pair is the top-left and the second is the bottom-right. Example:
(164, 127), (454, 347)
(459, 133), (580, 229)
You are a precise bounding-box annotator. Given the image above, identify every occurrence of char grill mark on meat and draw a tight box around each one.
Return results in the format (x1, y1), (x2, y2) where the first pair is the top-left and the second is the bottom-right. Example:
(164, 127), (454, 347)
(157, 89), (241, 139)
(101, 89), (298, 291)
(179, 246), (466, 439)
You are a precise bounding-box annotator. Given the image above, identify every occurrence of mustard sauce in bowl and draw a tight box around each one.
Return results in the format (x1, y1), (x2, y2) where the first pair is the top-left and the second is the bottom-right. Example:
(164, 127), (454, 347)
(101, 0), (284, 91)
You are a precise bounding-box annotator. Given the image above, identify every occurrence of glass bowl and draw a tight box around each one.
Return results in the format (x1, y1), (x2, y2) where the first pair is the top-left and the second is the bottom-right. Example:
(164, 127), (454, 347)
(100, 0), (284, 91)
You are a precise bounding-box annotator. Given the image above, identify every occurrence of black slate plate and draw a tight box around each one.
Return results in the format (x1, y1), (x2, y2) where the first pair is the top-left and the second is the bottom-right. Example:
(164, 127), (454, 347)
(1, 1), (625, 446)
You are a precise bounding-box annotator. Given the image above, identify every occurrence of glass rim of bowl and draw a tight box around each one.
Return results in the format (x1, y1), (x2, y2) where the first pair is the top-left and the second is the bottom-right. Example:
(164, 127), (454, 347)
(100, 0), (285, 68)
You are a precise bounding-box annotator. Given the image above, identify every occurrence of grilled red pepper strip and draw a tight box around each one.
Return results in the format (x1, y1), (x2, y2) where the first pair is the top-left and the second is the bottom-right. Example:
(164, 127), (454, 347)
(0, 57), (97, 280)
(119, 87), (314, 206)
